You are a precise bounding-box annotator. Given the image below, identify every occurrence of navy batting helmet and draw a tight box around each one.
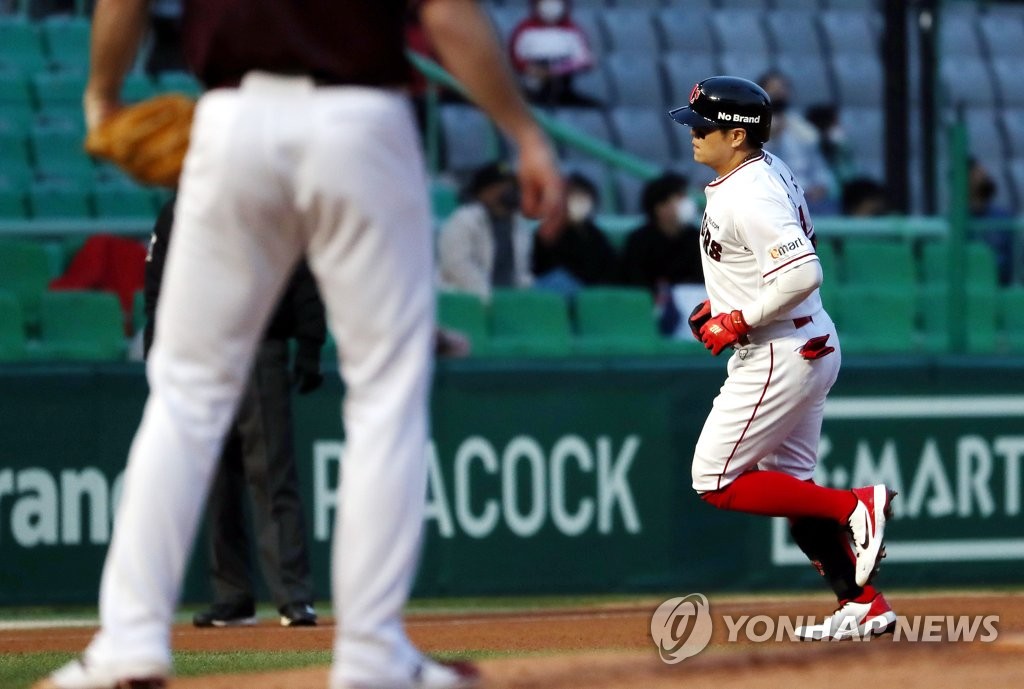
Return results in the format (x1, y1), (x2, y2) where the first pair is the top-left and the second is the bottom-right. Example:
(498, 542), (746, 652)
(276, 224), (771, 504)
(669, 76), (772, 144)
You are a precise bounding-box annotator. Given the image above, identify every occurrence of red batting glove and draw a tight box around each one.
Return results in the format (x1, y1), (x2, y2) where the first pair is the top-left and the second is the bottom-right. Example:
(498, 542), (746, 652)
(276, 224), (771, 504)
(700, 310), (750, 356)
(687, 299), (711, 343)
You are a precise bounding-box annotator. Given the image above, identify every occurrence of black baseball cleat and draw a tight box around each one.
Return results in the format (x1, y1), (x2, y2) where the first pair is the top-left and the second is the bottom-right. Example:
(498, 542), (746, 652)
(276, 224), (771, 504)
(192, 600), (257, 628)
(279, 602), (317, 627)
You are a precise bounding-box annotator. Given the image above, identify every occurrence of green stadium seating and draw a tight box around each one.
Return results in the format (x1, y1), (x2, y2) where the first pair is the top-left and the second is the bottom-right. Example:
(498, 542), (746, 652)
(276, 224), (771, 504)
(841, 239), (916, 288)
(157, 71), (203, 98)
(93, 184), (156, 218)
(999, 287), (1024, 354)
(488, 289), (572, 357)
(0, 68), (34, 111)
(37, 290), (126, 361)
(30, 129), (95, 182)
(31, 69), (87, 110)
(31, 105), (85, 134)
(29, 181), (92, 219)
(0, 189), (28, 219)
(919, 240), (999, 289)
(123, 74), (156, 104)
(0, 19), (48, 73)
(834, 286), (917, 354)
(0, 239), (52, 330)
(437, 291), (490, 356)
(430, 180), (459, 220)
(815, 238), (839, 281)
(41, 16), (90, 71)
(574, 287), (662, 355)
(917, 285), (998, 354)
(0, 289), (28, 362)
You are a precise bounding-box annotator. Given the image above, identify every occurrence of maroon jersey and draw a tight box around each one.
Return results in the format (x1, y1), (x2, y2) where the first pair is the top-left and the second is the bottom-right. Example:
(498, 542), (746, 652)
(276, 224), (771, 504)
(183, 0), (413, 88)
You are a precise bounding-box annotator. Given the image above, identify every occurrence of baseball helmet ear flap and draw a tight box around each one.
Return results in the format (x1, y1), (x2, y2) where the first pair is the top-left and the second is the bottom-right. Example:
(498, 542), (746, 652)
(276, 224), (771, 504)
(669, 76), (773, 144)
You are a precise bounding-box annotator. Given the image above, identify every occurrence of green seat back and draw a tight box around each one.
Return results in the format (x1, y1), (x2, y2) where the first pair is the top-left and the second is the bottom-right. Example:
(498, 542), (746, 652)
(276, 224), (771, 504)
(488, 289), (572, 357)
(29, 183), (92, 219)
(0, 19), (47, 73)
(1000, 287), (1024, 353)
(834, 286), (917, 354)
(42, 17), (91, 71)
(0, 239), (53, 329)
(38, 290), (126, 361)
(0, 290), (27, 361)
(574, 287), (661, 355)
(841, 240), (916, 288)
(31, 129), (95, 180)
(437, 291), (489, 356)
(32, 70), (88, 110)
(93, 185), (156, 218)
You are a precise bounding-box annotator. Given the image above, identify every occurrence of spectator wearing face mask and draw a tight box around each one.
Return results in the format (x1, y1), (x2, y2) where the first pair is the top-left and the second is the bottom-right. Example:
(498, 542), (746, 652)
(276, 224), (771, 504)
(438, 161), (535, 300)
(619, 172), (703, 295)
(531, 172), (618, 295)
(508, 0), (599, 107)
(757, 70), (839, 216)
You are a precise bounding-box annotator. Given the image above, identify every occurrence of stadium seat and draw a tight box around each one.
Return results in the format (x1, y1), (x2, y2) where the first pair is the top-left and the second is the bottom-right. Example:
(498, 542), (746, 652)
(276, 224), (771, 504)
(488, 289), (572, 357)
(157, 71), (203, 98)
(574, 287), (662, 355)
(0, 131), (32, 173)
(608, 106), (676, 168)
(569, 8), (608, 58)
(551, 107), (613, 162)
(0, 67), (33, 111)
(0, 238), (52, 330)
(940, 57), (998, 109)
(917, 285), (998, 354)
(919, 240), (999, 290)
(605, 53), (665, 108)
(978, 10), (1024, 58)
(661, 52), (719, 106)
(819, 9), (879, 55)
(960, 108), (1005, 167)
(31, 105), (85, 135)
(991, 58), (1024, 109)
(430, 179), (459, 220)
(775, 54), (833, 107)
(999, 287), (1024, 353)
(0, 289), (28, 361)
(439, 104), (500, 176)
(840, 107), (884, 172)
(655, 8), (715, 56)
(614, 171), (646, 216)
(437, 291), (490, 356)
(93, 184), (156, 218)
(841, 239), (916, 289)
(938, 14), (985, 58)
(718, 54), (773, 85)
(710, 10), (771, 56)
(830, 54), (884, 108)
(599, 8), (661, 55)
(41, 15), (90, 70)
(1001, 109), (1024, 157)
(0, 18), (48, 73)
(571, 65), (613, 105)
(32, 69), (88, 110)
(766, 11), (827, 59)
(719, 0), (770, 8)
(29, 181), (92, 219)
(36, 290), (126, 361)
(122, 73), (156, 104)
(833, 286), (916, 354)
(0, 188), (28, 219)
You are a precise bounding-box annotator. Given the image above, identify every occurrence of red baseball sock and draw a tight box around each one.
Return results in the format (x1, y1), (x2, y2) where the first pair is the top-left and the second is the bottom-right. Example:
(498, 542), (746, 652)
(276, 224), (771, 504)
(701, 470), (857, 522)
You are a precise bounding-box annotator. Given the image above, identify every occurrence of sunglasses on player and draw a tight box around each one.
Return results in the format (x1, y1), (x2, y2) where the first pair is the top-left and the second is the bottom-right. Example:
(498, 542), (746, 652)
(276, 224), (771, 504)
(691, 126), (725, 139)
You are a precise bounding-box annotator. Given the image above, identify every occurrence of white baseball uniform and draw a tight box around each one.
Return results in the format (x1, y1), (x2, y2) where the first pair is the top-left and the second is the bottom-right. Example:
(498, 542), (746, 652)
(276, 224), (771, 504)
(692, 151), (841, 493)
(81, 74), (436, 685)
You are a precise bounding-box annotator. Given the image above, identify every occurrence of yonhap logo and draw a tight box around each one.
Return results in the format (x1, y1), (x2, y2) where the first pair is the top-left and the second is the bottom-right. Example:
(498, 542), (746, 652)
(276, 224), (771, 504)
(650, 594), (713, 663)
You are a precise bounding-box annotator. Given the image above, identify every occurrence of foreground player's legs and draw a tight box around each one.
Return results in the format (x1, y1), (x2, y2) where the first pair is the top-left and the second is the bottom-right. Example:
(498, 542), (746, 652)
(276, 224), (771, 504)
(77, 89), (304, 678)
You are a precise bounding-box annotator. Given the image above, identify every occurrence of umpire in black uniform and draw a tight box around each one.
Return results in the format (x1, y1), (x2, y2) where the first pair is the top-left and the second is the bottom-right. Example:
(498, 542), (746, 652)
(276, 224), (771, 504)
(144, 197), (324, 627)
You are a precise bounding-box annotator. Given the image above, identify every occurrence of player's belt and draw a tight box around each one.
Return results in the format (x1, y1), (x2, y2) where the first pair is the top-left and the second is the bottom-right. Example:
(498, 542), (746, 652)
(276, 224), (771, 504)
(793, 316), (813, 328)
(742, 315), (816, 345)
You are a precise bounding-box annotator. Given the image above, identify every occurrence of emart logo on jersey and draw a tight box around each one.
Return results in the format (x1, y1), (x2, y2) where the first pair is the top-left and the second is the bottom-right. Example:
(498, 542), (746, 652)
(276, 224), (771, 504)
(768, 236), (806, 261)
(649, 594), (999, 662)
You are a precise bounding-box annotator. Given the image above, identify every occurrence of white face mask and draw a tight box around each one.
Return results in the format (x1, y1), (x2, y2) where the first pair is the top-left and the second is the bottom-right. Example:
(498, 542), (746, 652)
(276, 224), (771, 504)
(567, 193), (593, 223)
(537, 0), (566, 23)
(677, 196), (698, 226)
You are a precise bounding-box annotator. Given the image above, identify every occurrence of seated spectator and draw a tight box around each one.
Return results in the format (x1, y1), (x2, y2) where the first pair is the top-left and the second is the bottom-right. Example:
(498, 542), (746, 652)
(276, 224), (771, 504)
(531, 172), (617, 295)
(620, 172), (702, 334)
(508, 0), (599, 107)
(841, 177), (890, 217)
(438, 162), (533, 301)
(968, 158), (1015, 284)
(805, 103), (858, 184)
(758, 70), (839, 215)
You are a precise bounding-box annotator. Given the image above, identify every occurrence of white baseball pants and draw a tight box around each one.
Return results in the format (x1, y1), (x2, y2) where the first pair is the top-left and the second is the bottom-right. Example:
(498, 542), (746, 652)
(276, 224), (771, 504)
(83, 73), (436, 687)
(692, 310), (842, 493)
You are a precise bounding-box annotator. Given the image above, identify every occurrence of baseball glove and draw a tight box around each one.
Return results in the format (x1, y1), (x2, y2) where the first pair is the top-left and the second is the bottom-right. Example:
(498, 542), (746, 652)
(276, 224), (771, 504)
(688, 299), (711, 343)
(84, 93), (196, 188)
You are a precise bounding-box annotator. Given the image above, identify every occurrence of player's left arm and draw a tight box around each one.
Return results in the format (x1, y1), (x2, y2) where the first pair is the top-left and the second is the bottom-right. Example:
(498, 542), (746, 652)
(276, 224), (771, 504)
(84, 0), (151, 132)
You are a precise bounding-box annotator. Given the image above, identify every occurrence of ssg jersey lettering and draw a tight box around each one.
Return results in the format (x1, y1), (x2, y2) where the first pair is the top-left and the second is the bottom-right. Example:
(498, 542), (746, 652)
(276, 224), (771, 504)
(699, 152), (821, 318)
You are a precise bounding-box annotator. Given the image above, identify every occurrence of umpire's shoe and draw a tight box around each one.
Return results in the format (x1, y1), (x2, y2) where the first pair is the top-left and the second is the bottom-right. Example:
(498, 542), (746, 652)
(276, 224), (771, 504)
(192, 600), (257, 628)
(279, 602), (318, 627)
(32, 658), (167, 689)
(344, 658), (481, 689)
(847, 485), (897, 586)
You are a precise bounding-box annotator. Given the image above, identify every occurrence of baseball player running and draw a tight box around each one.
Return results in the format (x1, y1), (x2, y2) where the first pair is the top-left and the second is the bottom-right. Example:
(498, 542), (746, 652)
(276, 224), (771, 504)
(35, 1), (562, 689)
(669, 77), (896, 640)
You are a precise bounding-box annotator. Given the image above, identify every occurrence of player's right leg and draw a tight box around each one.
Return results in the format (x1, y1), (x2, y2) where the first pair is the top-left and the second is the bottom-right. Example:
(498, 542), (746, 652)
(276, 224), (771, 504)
(36, 85), (306, 689)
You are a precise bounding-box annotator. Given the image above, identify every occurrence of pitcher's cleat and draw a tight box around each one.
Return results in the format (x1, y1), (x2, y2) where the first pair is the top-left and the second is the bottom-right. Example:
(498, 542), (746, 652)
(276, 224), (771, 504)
(32, 658), (167, 689)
